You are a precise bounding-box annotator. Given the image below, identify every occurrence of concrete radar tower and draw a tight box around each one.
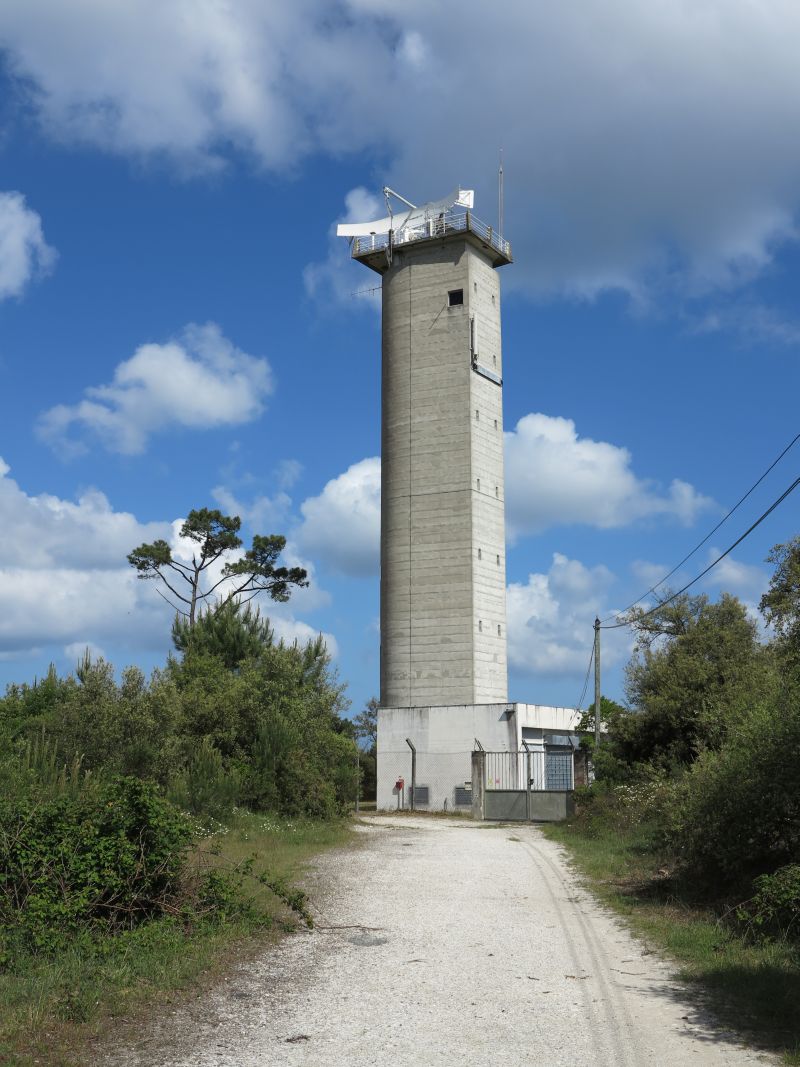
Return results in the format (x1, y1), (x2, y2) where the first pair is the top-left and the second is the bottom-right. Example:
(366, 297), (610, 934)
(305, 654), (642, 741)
(338, 187), (512, 709)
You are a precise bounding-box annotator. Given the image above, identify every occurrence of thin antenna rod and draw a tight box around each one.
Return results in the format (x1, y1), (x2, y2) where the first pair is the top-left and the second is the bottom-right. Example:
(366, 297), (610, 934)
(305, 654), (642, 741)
(498, 148), (504, 236)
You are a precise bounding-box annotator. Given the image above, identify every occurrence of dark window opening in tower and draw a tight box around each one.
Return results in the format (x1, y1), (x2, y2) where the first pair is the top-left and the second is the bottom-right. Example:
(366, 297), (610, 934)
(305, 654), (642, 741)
(448, 288), (464, 306)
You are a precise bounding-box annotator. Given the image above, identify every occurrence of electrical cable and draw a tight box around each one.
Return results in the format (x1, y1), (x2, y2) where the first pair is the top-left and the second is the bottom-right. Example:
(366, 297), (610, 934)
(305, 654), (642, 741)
(575, 642), (594, 710)
(601, 473), (800, 630)
(600, 429), (800, 624)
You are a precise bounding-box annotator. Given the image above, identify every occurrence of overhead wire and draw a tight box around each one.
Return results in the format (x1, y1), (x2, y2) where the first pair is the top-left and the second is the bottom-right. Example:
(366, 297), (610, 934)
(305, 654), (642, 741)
(600, 429), (800, 625)
(600, 473), (800, 630)
(575, 641), (595, 710)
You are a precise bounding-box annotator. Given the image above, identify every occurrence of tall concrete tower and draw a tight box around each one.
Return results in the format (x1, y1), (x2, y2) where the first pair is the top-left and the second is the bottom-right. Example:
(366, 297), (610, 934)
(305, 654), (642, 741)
(339, 188), (512, 708)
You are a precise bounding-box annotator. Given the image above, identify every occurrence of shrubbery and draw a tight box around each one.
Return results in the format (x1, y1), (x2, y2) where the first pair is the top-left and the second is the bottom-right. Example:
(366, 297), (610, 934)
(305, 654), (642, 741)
(0, 778), (191, 956)
(671, 694), (800, 890)
(0, 602), (359, 971)
(581, 546), (800, 943)
(0, 611), (358, 821)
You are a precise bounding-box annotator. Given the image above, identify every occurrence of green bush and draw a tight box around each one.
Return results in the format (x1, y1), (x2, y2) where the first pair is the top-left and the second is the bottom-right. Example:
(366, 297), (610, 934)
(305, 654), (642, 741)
(670, 695), (800, 892)
(0, 777), (191, 954)
(0, 618), (359, 826)
(737, 865), (800, 942)
(168, 737), (241, 817)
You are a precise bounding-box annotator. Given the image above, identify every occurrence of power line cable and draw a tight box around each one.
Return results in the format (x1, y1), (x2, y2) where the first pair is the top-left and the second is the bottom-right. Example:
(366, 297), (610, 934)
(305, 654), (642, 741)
(575, 642), (594, 710)
(600, 429), (800, 624)
(601, 473), (800, 630)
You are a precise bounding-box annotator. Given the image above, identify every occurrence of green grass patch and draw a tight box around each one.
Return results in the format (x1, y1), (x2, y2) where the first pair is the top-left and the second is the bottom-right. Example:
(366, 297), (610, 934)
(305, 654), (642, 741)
(0, 811), (353, 1066)
(543, 818), (800, 1062)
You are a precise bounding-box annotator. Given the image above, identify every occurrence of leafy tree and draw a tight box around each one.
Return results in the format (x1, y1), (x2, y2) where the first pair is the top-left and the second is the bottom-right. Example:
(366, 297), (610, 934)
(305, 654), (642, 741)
(672, 685), (800, 890)
(172, 599), (275, 669)
(760, 537), (800, 667)
(127, 508), (307, 626)
(351, 696), (378, 802)
(353, 696), (378, 750)
(618, 591), (766, 768)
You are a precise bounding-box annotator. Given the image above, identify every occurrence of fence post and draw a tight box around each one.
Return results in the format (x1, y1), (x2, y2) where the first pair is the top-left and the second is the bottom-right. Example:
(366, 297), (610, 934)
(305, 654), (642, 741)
(523, 744), (532, 822)
(405, 738), (416, 812)
(471, 750), (486, 820)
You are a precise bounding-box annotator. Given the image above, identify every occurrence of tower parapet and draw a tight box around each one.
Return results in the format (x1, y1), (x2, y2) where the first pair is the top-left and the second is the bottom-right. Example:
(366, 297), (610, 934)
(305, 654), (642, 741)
(350, 207), (512, 273)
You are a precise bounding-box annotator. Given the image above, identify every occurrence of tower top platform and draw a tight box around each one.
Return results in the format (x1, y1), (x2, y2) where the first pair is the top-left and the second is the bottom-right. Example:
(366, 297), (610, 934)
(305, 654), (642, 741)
(350, 207), (512, 275)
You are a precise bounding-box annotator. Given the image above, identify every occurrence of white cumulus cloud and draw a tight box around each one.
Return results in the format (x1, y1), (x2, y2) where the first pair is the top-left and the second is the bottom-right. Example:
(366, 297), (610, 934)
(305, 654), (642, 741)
(0, 457), (170, 570)
(37, 322), (272, 455)
(0, 459), (171, 655)
(506, 554), (629, 683)
(0, 191), (56, 300)
(294, 417), (714, 574)
(303, 187), (383, 311)
(505, 414), (713, 540)
(295, 457), (381, 576)
(0, 459), (335, 660)
(3, 3), (800, 295)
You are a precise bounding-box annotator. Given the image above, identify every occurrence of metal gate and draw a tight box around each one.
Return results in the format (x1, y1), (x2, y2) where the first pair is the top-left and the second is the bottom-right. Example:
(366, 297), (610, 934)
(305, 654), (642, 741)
(473, 748), (575, 822)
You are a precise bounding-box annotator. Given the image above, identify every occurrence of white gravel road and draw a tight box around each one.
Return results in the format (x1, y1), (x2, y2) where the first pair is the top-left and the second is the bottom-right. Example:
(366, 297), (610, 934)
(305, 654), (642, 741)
(102, 815), (776, 1066)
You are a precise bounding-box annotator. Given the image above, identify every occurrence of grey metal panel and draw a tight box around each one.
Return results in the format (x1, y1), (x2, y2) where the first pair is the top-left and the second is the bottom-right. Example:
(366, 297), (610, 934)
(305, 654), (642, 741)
(484, 789), (574, 822)
(485, 790), (528, 821)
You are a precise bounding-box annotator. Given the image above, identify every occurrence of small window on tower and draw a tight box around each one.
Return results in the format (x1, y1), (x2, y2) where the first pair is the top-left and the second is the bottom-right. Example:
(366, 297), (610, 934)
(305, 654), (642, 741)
(498, 624), (502, 636)
(475, 409), (479, 420)
(478, 548), (482, 560)
(478, 620), (483, 633)
(496, 554), (500, 566)
(494, 419), (498, 430)
(495, 485), (499, 498)
(474, 282), (477, 294)
(477, 478), (481, 491)
(448, 289), (464, 307)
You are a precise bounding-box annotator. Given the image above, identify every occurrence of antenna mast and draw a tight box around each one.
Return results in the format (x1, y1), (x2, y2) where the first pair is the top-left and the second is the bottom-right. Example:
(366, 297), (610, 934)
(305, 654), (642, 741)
(498, 148), (504, 236)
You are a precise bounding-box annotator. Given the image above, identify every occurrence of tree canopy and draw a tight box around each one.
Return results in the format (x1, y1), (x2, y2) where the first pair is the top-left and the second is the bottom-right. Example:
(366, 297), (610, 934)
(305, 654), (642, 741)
(615, 591), (764, 768)
(172, 599), (275, 669)
(127, 508), (307, 625)
(760, 537), (800, 667)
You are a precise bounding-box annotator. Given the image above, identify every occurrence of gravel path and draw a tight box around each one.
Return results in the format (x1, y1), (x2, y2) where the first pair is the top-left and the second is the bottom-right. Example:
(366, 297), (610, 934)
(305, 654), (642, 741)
(102, 815), (776, 1066)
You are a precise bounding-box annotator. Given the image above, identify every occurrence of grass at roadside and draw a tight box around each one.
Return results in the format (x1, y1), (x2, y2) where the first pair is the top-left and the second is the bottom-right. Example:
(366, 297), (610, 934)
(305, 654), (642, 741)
(542, 819), (800, 1064)
(0, 811), (353, 1067)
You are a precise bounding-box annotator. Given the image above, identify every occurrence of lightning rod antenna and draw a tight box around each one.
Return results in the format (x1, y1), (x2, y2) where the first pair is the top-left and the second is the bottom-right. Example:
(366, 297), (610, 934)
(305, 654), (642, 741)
(498, 148), (504, 236)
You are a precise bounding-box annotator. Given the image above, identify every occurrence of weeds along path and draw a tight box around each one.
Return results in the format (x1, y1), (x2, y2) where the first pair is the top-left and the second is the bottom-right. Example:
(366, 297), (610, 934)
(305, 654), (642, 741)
(101, 815), (775, 1067)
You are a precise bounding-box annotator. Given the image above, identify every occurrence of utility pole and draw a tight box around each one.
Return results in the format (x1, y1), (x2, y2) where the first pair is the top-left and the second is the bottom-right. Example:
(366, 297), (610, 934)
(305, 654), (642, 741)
(594, 617), (601, 748)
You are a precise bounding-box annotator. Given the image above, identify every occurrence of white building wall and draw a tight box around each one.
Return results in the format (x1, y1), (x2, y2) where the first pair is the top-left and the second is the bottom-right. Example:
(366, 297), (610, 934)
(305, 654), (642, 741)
(376, 703), (582, 811)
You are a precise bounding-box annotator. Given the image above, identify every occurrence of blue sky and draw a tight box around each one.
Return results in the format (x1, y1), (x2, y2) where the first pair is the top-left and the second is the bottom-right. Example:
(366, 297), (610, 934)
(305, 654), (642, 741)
(1, 2), (799, 716)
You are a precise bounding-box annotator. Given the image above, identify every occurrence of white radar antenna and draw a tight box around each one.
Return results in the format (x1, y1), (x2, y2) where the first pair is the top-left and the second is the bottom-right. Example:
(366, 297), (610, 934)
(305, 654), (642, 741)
(337, 186), (475, 245)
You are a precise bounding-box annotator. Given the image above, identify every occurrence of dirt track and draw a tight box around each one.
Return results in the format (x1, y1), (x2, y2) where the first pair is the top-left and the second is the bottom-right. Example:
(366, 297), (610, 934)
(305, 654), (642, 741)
(102, 815), (776, 1066)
